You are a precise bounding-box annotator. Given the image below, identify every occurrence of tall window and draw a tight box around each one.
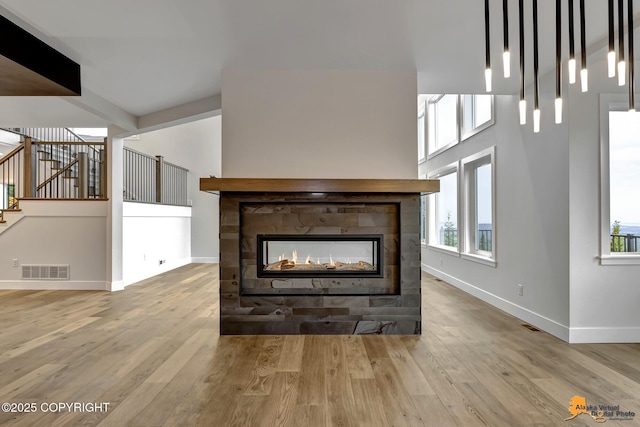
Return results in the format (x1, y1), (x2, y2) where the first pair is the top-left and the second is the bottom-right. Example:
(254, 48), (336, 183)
(462, 94), (494, 139)
(601, 108), (640, 262)
(418, 107), (426, 163)
(462, 147), (495, 264)
(426, 94), (494, 158)
(428, 166), (458, 250)
(427, 95), (458, 155)
(420, 194), (427, 245)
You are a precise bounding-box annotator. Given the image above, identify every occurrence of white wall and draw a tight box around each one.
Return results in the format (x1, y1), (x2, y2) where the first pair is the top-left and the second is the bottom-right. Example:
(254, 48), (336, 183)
(122, 202), (192, 286)
(0, 200), (107, 290)
(421, 90), (572, 341)
(568, 54), (640, 343)
(421, 50), (640, 343)
(124, 116), (221, 262)
(221, 70), (418, 179)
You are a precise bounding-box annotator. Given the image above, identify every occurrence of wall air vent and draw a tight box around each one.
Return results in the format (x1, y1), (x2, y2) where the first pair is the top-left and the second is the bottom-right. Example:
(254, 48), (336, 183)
(21, 265), (70, 280)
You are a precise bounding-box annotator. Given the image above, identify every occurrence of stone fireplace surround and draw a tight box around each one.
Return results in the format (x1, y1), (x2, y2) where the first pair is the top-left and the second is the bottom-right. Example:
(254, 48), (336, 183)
(200, 178), (439, 335)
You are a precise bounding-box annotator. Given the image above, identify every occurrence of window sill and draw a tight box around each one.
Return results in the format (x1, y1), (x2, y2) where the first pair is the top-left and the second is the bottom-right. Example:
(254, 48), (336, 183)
(599, 255), (640, 265)
(427, 140), (458, 159)
(461, 253), (496, 267)
(426, 244), (460, 256)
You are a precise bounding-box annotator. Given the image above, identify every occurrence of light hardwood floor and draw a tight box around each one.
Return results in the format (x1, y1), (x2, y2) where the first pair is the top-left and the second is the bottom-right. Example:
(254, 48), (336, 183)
(0, 264), (639, 426)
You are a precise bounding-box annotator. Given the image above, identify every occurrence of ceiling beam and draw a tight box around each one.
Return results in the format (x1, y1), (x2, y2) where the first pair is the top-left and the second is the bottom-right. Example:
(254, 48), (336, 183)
(137, 95), (222, 134)
(0, 14), (80, 96)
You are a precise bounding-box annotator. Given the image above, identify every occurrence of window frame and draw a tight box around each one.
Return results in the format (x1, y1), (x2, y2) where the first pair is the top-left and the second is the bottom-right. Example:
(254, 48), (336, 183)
(418, 101), (426, 164)
(427, 162), (460, 254)
(461, 146), (497, 267)
(426, 94), (495, 159)
(420, 174), (427, 246)
(427, 95), (460, 158)
(461, 94), (495, 141)
(599, 95), (640, 265)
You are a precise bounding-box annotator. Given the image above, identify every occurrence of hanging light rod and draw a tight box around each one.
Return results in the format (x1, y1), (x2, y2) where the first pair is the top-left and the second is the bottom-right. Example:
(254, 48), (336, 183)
(629, 0), (635, 111)
(485, 0), (492, 92)
(618, 0), (626, 86)
(533, 0), (540, 133)
(568, 0), (577, 84)
(519, 0), (526, 125)
(608, 0), (616, 78)
(503, 0), (510, 78)
(580, 0), (588, 92)
(556, 0), (563, 124)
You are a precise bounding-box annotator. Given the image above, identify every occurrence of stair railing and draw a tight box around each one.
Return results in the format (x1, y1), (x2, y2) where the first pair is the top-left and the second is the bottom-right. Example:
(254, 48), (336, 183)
(123, 147), (189, 206)
(0, 142), (27, 211)
(33, 140), (107, 199)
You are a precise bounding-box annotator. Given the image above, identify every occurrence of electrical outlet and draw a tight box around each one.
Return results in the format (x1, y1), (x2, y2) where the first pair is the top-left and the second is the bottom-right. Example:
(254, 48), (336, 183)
(12, 258), (19, 268)
(159, 259), (166, 265)
(518, 284), (524, 296)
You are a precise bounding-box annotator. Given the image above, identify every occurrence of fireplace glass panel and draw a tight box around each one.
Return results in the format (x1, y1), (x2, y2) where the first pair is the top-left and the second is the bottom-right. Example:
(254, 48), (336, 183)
(257, 234), (383, 278)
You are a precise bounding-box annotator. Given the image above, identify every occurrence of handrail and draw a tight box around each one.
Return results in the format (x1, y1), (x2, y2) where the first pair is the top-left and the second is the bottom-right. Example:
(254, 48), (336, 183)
(124, 146), (157, 160)
(2, 127), (86, 143)
(163, 160), (189, 172)
(65, 128), (86, 143)
(36, 158), (78, 191)
(0, 144), (24, 165)
(32, 141), (104, 146)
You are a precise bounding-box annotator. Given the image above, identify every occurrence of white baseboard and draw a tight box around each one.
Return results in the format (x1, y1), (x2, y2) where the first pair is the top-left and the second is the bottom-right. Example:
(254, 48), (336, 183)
(191, 257), (218, 263)
(109, 280), (125, 292)
(0, 280), (108, 291)
(569, 327), (640, 343)
(422, 263), (571, 342)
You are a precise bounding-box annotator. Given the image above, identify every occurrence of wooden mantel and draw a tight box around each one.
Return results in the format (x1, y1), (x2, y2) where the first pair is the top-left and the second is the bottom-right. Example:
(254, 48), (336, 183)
(200, 178), (439, 194)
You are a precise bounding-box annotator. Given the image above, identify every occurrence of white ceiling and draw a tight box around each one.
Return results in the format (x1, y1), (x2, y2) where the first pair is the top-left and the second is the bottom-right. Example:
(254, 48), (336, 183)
(0, 0), (620, 133)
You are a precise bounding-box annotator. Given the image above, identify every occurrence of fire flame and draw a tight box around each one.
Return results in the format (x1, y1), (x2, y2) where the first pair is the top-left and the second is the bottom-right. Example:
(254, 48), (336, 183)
(274, 249), (358, 267)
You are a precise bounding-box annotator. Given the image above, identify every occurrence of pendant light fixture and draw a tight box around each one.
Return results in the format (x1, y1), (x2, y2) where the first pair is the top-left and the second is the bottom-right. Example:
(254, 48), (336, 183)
(568, 0), (577, 84)
(629, 0), (635, 111)
(533, 0), (540, 133)
(484, 0), (636, 132)
(503, 0), (510, 78)
(485, 0), (492, 92)
(519, 0), (526, 125)
(619, 0), (626, 86)
(556, 0), (563, 123)
(580, 0), (588, 92)
(608, 0), (616, 77)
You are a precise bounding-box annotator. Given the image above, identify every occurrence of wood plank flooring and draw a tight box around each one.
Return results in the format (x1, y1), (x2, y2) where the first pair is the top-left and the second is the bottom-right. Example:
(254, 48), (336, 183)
(0, 264), (639, 426)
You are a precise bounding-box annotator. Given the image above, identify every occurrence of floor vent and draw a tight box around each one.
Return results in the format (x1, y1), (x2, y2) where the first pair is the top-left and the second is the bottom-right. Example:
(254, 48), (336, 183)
(521, 323), (540, 332)
(22, 265), (70, 280)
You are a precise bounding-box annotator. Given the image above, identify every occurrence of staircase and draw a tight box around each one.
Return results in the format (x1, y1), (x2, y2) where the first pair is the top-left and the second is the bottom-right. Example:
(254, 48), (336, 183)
(0, 128), (106, 223)
(0, 200), (24, 233)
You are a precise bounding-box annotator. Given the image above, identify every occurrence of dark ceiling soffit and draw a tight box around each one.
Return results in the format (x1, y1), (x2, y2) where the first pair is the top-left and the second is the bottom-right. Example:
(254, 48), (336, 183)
(0, 14), (81, 96)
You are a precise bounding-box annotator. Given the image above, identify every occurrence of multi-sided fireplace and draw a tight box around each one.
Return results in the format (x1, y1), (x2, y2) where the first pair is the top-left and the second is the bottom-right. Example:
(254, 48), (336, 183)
(202, 177), (439, 334)
(239, 201), (400, 296)
(257, 234), (383, 278)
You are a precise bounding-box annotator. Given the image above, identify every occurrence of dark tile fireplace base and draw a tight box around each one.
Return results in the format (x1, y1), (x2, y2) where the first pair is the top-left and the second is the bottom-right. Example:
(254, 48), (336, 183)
(218, 192), (421, 335)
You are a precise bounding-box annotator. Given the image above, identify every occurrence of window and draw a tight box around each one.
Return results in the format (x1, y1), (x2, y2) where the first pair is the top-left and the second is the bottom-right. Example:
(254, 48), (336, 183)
(418, 105), (426, 163)
(427, 165), (458, 251)
(427, 95), (458, 156)
(600, 100), (640, 264)
(425, 94), (494, 158)
(461, 94), (495, 139)
(462, 147), (496, 265)
(420, 194), (426, 245)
